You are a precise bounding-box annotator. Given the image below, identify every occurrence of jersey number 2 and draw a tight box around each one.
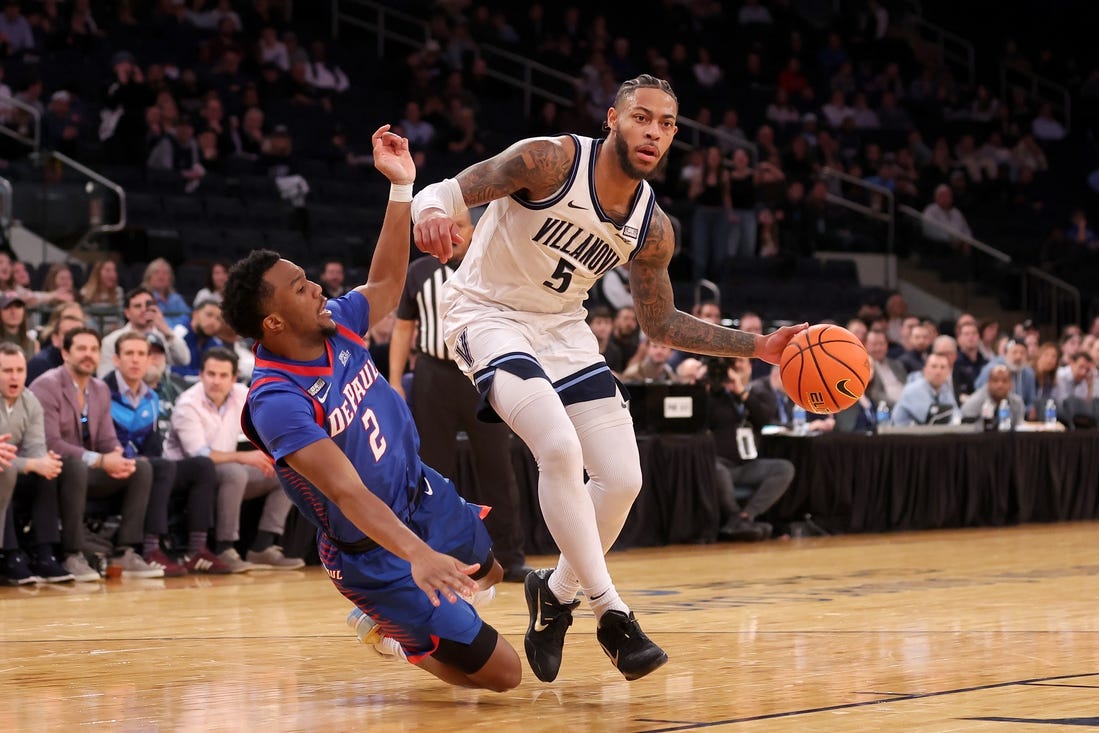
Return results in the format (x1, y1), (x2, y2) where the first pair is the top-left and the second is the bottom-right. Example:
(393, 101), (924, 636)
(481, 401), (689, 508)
(360, 409), (387, 462)
(543, 258), (575, 293)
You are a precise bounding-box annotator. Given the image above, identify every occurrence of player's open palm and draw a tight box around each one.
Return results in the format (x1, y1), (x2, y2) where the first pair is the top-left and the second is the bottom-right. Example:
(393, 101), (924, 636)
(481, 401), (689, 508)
(409, 548), (480, 607)
(371, 124), (415, 185)
(755, 322), (809, 365)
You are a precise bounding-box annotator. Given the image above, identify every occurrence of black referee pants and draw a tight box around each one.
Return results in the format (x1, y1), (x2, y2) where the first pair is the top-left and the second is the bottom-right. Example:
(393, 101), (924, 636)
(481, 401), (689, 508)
(411, 354), (526, 569)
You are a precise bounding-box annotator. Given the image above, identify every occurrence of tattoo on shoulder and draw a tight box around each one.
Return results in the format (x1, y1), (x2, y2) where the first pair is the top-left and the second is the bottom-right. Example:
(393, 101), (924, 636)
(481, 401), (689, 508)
(461, 137), (573, 205)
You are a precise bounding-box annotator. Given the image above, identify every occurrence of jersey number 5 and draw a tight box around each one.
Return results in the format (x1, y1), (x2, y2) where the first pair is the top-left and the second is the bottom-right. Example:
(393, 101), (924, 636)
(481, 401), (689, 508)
(360, 408), (387, 462)
(543, 258), (575, 293)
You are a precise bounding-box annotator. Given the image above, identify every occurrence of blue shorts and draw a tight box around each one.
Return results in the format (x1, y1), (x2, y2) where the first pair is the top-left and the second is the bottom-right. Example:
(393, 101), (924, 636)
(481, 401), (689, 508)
(321, 465), (493, 662)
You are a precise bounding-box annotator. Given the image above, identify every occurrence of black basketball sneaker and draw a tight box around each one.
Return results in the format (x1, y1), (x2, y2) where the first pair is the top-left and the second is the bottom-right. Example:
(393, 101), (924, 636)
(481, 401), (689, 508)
(524, 567), (581, 682)
(596, 609), (669, 681)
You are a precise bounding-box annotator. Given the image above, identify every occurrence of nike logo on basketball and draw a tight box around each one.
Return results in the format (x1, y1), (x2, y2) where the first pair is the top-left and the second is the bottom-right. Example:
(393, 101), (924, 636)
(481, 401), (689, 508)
(567, 200), (586, 209)
(835, 379), (858, 400)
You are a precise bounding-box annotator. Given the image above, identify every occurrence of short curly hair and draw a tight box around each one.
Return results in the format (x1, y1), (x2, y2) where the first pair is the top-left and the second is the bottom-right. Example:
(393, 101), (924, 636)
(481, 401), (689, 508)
(222, 249), (280, 341)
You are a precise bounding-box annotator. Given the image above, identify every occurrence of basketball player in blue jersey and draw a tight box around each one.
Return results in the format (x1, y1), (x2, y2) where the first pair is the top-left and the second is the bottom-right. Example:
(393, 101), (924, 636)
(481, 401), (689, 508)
(221, 125), (522, 693)
(411, 75), (808, 682)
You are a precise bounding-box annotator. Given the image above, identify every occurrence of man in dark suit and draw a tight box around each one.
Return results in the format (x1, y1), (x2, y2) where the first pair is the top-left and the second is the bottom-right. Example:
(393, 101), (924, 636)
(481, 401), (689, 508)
(28, 327), (162, 579)
(865, 329), (907, 408)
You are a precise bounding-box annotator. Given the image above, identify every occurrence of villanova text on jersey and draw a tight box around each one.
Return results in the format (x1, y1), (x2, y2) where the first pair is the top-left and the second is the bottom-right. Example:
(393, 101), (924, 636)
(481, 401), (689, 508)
(530, 217), (622, 278)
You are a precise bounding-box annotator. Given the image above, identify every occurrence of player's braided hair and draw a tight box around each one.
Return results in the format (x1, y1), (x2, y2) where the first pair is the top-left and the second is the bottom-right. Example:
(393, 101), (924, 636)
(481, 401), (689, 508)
(603, 74), (677, 131)
(222, 249), (280, 341)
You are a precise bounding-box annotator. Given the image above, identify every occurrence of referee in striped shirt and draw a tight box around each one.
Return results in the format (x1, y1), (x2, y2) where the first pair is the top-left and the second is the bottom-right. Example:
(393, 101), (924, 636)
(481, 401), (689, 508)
(389, 208), (532, 582)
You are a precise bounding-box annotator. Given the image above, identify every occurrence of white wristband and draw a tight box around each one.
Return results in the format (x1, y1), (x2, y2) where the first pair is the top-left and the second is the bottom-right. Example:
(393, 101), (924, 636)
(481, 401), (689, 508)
(389, 183), (414, 202)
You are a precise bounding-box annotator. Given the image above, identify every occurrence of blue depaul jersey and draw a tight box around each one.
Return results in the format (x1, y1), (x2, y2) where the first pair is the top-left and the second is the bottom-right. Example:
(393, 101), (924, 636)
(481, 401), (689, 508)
(243, 290), (423, 544)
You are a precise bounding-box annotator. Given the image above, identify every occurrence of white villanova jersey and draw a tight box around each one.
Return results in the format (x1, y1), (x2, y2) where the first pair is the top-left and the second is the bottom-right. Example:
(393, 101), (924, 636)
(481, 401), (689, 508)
(440, 134), (657, 322)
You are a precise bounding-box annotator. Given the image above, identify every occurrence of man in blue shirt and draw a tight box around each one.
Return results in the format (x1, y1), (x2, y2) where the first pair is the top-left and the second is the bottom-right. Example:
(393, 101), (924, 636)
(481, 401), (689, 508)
(892, 353), (958, 426)
(105, 331), (227, 575)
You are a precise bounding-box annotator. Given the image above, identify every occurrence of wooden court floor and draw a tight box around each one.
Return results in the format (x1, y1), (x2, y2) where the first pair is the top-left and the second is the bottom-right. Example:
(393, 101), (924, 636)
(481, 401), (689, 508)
(3, 521), (1099, 732)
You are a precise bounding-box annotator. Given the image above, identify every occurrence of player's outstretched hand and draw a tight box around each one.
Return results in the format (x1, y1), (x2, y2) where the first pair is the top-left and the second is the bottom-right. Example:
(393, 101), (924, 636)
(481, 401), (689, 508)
(408, 547), (480, 607)
(371, 124), (415, 186)
(753, 322), (809, 365)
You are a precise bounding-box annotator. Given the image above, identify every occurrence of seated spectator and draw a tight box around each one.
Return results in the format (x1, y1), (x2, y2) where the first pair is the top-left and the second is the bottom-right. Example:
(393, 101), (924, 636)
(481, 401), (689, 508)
(27, 302), (86, 384)
(0, 0), (36, 57)
(142, 259), (191, 330)
(0, 343), (73, 584)
(99, 287), (189, 378)
(865, 330), (907, 407)
(0, 294), (36, 360)
(585, 305), (614, 357)
(898, 321), (933, 374)
(922, 184), (972, 243)
(105, 331), (228, 576)
(1031, 342), (1060, 418)
(147, 115), (205, 193)
(79, 260), (125, 333)
(602, 305), (641, 377)
(892, 353), (958, 426)
(976, 339), (1036, 413)
(1054, 352), (1096, 404)
(960, 364), (1025, 427)
(41, 90), (81, 156)
(40, 263), (78, 306)
(304, 39), (350, 95)
(29, 327), (161, 580)
(707, 356), (793, 541)
(194, 260), (230, 307)
(1031, 102), (1066, 141)
(318, 259), (346, 299)
(622, 339), (678, 383)
(171, 297), (225, 382)
(165, 348), (303, 572)
(953, 321), (988, 403)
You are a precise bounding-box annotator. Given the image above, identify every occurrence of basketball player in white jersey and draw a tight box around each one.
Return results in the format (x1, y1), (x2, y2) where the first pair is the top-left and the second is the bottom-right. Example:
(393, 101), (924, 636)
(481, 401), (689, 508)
(412, 74), (807, 682)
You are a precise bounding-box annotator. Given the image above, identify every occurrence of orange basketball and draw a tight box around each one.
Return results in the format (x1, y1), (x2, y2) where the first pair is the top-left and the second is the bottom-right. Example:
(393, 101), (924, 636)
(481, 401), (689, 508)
(779, 324), (871, 414)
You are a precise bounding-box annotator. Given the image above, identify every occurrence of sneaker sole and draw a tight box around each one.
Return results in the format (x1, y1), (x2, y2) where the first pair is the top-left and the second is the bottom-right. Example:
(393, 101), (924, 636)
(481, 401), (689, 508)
(42, 575), (76, 583)
(119, 570), (166, 579)
(616, 650), (669, 681)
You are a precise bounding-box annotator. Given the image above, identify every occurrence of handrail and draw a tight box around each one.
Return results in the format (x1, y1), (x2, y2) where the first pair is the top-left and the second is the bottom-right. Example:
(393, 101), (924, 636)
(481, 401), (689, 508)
(333, 0), (757, 159)
(897, 204), (1011, 263)
(904, 15), (975, 86)
(999, 63), (1072, 133)
(693, 278), (720, 309)
(0, 176), (12, 243)
(50, 151), (127, 235)
(0, 93), (42, 152)
(1023, 266), (1080, 332)
(821, 167), (895, 288)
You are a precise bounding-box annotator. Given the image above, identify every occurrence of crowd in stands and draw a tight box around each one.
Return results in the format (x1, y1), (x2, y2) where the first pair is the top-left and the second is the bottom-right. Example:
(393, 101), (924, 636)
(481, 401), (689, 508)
(0, 254), (311, 584)
(0, 1), (1094, 294)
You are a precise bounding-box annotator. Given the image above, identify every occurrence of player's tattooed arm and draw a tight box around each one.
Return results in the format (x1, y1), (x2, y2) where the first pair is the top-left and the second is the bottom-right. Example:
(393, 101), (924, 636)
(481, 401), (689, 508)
(630, 208), (760, 358)
(456, 136), (576, 206)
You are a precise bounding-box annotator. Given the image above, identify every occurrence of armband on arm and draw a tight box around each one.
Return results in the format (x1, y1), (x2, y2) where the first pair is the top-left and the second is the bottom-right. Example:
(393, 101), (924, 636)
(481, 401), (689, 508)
(411, 177), (467, 223)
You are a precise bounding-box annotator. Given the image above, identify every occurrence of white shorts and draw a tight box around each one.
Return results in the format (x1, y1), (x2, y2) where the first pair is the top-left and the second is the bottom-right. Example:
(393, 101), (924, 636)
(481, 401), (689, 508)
(442, 301), (619, 419)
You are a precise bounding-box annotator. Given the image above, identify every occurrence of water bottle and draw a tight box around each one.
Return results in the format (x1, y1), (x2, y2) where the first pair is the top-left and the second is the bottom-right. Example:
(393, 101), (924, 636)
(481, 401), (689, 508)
(1044, 398), (1058, 425)
(997, 398), (1012, 432)
(875, 401), (890, 433)
(792, 404), (807, 435)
